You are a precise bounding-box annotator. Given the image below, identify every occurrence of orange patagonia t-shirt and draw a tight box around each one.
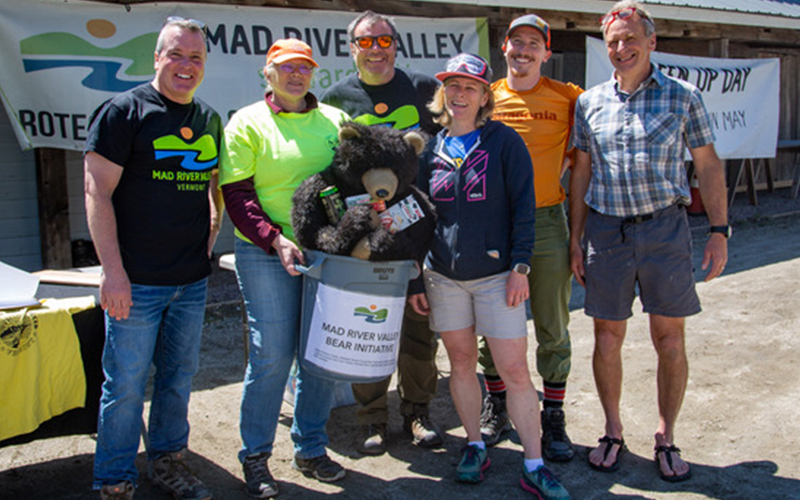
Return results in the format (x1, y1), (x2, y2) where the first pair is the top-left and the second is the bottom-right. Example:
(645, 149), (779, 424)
(492, 77), (583, 208)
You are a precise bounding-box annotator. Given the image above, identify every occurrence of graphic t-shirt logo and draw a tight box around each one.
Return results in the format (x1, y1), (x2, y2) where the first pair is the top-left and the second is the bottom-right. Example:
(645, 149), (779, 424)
(153, 127), (219, 170)
(353, 304), (389, 324)
(20, 19), (156, 92)
(354, 104), (421, 131)
(0, 314), (38, 356)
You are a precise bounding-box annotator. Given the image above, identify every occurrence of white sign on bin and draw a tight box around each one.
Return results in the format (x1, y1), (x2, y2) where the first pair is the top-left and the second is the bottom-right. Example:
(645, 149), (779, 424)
(304, 282), (405, 378)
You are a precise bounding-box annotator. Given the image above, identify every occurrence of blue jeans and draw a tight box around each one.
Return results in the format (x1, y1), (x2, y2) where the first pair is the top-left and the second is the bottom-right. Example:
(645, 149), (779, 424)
(235, 238), (335, 462)
(93, 278), (208, 488)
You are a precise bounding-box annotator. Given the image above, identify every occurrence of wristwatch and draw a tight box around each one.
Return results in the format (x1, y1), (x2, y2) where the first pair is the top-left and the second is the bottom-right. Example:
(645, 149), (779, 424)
(708, 225), (732, 239)
(513, 263), (531, 276)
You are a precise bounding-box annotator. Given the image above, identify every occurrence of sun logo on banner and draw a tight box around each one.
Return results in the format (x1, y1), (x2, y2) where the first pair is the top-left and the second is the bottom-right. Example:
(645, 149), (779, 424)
(19, 18), (156, 92)
(153, 127), (219, 170)
(353, 304), (389, 324)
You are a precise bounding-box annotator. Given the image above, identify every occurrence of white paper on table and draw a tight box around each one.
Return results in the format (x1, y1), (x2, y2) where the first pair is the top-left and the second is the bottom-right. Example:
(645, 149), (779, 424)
(0, 261), (41, 310)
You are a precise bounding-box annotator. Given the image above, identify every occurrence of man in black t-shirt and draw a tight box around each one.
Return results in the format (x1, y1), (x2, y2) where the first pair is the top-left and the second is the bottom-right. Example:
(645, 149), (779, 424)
(320, 10), (443, 457)
(84, 18), (222, 500)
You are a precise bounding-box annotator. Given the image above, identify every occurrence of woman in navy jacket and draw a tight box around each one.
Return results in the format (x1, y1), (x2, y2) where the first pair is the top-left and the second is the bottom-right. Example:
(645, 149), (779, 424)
(408, 54), (570, 499)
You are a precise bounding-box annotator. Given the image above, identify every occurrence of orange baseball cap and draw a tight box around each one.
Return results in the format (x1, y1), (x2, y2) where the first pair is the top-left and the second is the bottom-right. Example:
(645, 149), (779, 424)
(266, 38), (318, 67)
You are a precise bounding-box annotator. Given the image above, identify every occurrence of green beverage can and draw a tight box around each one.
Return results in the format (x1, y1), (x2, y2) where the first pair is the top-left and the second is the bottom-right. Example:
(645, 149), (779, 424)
(320, 186), (345, 224)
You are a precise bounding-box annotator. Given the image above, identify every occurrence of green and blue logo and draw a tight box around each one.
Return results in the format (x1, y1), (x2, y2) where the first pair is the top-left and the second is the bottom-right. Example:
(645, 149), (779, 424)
(354, 104), (421, 131)
(153, 127), (218, 170)
(20, 19), (156, 92)
(353, 304), (388, 324)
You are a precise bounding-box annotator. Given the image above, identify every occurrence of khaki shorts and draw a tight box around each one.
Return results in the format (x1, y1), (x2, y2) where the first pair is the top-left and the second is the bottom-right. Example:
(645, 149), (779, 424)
(423, 269), (528, 339)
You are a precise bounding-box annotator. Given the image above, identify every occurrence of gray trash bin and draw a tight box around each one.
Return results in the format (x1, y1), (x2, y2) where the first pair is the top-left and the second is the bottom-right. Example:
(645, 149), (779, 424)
(297, 250), (419, 383)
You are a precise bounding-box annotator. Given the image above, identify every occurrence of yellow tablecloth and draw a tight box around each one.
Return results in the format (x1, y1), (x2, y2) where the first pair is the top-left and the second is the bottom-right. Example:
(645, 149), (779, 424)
(0, 296), (96, 441)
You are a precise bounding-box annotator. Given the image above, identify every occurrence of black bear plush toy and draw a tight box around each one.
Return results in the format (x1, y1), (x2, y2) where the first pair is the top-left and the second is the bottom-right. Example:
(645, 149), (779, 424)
(292, 122), (436, 263)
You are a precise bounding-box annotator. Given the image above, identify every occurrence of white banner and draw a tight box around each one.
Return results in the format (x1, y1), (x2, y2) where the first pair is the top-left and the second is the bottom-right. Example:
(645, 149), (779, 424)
(0, 0), (488, 151)
(304, 283), (405, 379)
(585, 36), (780, 159)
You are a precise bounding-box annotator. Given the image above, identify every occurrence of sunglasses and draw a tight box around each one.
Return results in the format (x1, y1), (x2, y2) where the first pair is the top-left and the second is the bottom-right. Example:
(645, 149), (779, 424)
(445, 53), (487, 77)
(353, 35), (395, 49)
(165, 16), (208, 38)
(599, 7), (654, 29)
(278, 63), (313, 75)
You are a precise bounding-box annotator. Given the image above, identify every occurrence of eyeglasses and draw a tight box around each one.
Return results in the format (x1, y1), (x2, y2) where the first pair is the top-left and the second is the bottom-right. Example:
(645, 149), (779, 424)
(445, 53), (488, 76)
(352, 35), (395, 49)
(278, 63), (313, 75)
(164, 16), (208, 38)
(599, 7), (654, 29)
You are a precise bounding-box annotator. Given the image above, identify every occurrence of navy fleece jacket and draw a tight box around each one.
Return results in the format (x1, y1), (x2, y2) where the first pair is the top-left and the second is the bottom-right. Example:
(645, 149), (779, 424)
(410, 119), (535, 293)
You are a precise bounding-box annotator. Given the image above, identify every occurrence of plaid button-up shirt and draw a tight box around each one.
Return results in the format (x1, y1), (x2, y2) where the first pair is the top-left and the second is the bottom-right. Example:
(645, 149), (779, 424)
(572, 66), (716, 217)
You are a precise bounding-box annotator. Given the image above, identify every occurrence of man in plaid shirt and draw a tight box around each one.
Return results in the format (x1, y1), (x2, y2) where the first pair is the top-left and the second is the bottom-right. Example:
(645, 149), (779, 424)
(569, 0), (729, 483)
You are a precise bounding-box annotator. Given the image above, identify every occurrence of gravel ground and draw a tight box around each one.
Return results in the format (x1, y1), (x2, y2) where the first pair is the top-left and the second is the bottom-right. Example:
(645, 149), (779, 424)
(2, 185), (798, 500)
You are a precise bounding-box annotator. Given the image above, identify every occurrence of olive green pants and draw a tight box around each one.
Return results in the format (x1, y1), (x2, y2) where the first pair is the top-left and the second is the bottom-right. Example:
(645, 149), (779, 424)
(353, 306), (439, 425)
(479, 203), (572, 383)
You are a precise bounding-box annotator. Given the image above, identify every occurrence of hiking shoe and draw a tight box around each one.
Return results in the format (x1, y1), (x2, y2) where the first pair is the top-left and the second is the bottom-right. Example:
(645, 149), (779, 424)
(541, 408), (575, 462)
(358, 423), (388, 455)
(150, 448), (212, 500)
(480, 394), (511, 446)
(292, 454), (346, 483)
(520, 465), (571, 500)
(242, 452), (279, 498)
(455, 444), (490, 483)
(403, 414), (444, 448)
(100, 481), (134, 500)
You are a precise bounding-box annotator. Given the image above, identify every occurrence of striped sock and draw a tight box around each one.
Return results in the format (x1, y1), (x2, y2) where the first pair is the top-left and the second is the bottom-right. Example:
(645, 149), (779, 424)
(543, 381), (566, 409)
(484, 374), (506, 397)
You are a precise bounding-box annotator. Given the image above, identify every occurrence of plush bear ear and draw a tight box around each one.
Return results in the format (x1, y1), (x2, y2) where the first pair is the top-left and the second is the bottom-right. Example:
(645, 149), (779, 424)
(403, 131), (426, 156)
(339, 122), (361, 142)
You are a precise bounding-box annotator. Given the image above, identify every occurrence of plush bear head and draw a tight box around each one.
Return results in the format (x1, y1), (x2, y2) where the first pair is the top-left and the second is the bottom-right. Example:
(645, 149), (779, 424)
(330, 122), (426, 202)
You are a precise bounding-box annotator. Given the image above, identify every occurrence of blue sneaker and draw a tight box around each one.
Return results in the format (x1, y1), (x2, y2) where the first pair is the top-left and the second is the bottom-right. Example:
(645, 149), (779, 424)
(456, 444), (490, 483)
(520, 465), (571, 500)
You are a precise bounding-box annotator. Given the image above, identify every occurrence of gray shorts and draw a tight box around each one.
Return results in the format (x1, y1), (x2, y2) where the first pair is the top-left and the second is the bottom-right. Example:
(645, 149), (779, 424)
(423, 269), (528, 339)
(583, 204), (701, 320)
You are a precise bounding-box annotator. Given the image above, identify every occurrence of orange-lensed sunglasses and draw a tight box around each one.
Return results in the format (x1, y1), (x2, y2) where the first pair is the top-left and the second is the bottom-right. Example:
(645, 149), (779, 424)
(353, 35), (395, 49)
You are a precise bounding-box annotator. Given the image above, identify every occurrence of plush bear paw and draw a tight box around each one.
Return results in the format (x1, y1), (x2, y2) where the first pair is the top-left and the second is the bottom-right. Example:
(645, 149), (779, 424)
(350, 237), (372, 260)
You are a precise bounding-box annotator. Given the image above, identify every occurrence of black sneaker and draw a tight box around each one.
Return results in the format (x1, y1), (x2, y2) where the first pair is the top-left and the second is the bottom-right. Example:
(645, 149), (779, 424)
(403, 414), (444, 448)
(242, 452), (279, 498)
(292, 454), (346, 483)
(149, 448), (212, 500)
(480, 394), (511, 446)
(541, 408), (575, 462)
(358, 423), (388, 456)
(99, 481), (134, 500)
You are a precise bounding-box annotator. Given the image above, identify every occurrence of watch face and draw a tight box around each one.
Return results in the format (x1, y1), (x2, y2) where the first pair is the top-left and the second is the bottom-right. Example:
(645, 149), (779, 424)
(514, 263), (530, 275)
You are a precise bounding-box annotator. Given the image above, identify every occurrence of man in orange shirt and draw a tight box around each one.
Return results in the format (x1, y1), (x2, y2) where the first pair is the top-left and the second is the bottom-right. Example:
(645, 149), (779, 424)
(479, 13), (582, 462)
